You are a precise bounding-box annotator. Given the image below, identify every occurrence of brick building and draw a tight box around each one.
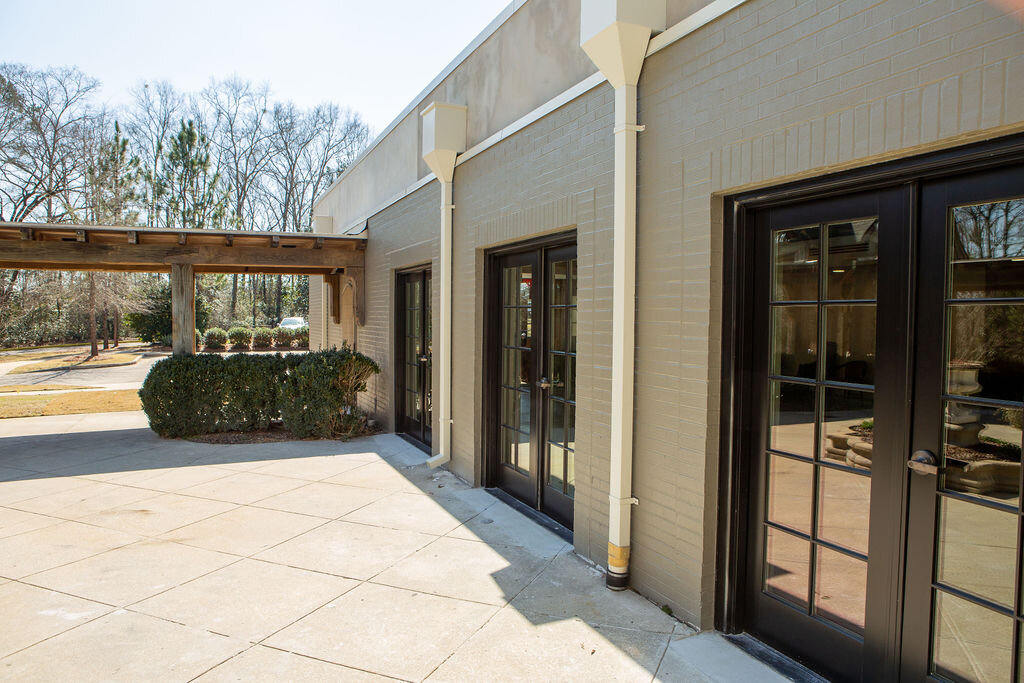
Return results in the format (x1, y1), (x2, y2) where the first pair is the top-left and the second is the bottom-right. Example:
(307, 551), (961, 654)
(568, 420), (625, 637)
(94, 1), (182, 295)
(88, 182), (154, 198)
(309, 1), (1024, 679)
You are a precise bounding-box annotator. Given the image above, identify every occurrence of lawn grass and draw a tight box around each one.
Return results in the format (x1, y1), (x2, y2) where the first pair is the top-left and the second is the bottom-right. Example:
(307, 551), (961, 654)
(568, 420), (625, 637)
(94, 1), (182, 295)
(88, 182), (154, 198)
(0, 389), (141, 418)
(8, 352), (141, 374)
(0, 384), (92, 393)
(0, 349), (83, 363)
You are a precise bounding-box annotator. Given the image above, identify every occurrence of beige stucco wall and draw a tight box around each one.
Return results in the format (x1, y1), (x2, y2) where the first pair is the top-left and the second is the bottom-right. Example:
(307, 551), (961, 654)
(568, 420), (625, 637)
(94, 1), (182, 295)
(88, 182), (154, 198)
(314, 0), (599, 234)
(312, 0), (1024, 629)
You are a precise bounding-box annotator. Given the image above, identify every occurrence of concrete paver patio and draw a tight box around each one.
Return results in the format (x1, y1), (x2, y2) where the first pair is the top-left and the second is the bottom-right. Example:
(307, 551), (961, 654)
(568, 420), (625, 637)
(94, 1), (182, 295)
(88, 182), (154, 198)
(0, 412), (790, 682)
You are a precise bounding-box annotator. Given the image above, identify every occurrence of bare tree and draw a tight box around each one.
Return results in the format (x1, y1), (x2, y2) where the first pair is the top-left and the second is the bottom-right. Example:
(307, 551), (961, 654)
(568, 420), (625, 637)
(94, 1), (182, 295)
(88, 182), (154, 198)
(203, 78), (274, 319)
(126, 81), (182, 227)
(0, 64), (99, 223)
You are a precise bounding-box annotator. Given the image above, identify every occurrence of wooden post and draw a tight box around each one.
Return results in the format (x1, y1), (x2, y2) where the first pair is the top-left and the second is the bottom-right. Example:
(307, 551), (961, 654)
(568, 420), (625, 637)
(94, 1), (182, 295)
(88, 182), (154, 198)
(171, 263), (195, 356)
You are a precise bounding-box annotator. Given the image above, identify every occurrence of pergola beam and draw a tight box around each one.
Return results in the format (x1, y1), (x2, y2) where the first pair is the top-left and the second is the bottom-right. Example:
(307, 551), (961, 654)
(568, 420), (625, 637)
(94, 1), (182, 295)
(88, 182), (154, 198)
(0, 240), (363, 272)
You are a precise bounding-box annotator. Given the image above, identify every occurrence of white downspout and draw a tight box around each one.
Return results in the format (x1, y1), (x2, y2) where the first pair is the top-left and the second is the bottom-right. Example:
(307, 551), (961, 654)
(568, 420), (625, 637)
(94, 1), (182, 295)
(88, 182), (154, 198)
(581, 0), (665, 590)
(428, 178), (454, 467)
(420, 102), (467, 470)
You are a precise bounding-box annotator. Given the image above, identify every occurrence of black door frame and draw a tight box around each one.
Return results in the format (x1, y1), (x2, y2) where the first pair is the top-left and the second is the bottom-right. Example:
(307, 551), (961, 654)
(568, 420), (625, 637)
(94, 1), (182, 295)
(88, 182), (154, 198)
(718, 134), (1024, 681)
(395, 265), (432, 452)
(482, 229), (576, 527)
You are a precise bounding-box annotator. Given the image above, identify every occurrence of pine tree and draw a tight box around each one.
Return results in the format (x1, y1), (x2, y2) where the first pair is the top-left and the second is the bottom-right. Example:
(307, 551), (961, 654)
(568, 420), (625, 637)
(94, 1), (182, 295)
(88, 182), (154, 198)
(160, 119), (229, 230)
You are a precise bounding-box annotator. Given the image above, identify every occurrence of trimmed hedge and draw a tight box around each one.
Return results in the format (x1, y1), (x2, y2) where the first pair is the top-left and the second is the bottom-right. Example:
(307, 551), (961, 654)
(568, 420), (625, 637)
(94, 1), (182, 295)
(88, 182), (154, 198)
(227, 326), (252, 349)
(139, 347), (379, 439)
(295, 326), (310, 348)
(252, 327), (274, 349)
(204, 328), (227, 349)
(273, 327), (294, 348)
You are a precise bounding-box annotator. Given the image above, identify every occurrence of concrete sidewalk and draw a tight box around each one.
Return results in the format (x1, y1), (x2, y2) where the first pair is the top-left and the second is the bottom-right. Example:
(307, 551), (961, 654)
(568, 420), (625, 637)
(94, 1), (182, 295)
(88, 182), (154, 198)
(0, 412), (792, 682)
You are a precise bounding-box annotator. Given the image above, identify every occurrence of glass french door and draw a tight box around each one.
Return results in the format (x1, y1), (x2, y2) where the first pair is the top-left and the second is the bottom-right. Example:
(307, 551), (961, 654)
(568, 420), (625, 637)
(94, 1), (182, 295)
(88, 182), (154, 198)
(903, 165), (1024, 682)
(740, 157), (1024, 682)
(396, 269), (431, 448)
(493, 242), (577, 528)
(744, 188), (910, 682)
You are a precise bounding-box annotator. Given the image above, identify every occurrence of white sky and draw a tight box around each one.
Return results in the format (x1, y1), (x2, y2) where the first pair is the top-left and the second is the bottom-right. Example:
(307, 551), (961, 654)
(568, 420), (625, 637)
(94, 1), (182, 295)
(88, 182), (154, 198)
(0, 0), (511, 137)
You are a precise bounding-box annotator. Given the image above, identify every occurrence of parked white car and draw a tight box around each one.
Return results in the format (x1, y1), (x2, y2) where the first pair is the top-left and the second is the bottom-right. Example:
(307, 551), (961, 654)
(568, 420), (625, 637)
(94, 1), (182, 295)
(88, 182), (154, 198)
(278, 317), (307, 330)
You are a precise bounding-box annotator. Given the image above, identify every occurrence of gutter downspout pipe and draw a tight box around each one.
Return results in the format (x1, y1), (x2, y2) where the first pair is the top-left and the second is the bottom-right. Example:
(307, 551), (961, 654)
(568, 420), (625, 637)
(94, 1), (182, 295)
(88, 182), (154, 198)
(581, 0), (665, 590)
(420, 102), (467, 470)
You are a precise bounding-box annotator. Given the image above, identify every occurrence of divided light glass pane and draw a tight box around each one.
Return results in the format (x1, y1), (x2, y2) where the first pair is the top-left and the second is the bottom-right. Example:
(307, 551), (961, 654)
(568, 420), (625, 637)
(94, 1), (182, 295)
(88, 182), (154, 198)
(936, 496), (1016, 608)
(821, 388), (874, 470)
(773, 226), (819, 301)
(769, 380), (816, 458)
(826, 218), (878, 301)
(824, 304), (876, 386)
(931, 590), (1013, 683)
(764, 527), (810, 609)
(947, 303), (1024, 403)
(814, 547), (867, 637)
(950, 199), (1024, 299)
(548, 444), (565, 492)
(771, 304), (817, 380)
(942, 401), (1021, 507)
(766, 454), (813, 534)
(817, 466), (870, 555)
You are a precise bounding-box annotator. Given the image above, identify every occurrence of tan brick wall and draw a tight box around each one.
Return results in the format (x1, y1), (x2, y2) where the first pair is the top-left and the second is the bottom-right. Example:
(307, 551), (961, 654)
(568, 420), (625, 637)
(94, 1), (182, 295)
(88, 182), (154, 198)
(452, 86), (615, 558)
(355, 183), (440, 432)
(314, 0), (1024, 631)
(632, 0), (1024, 626)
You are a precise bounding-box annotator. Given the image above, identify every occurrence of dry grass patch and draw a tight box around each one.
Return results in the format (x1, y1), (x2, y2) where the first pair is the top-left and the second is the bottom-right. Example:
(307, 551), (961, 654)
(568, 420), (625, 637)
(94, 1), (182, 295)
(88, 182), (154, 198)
(9, 351), (141, 374)
(0, 389), (141, 418)
(0, 349), (83, 363)
(0, 384), (92, 393)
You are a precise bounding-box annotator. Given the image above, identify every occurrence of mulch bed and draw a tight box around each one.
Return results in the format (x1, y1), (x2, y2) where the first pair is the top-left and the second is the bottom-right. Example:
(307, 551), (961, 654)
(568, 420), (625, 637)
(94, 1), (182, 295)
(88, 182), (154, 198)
(187, 424), (306, 444)
(185, 420), (381, 445)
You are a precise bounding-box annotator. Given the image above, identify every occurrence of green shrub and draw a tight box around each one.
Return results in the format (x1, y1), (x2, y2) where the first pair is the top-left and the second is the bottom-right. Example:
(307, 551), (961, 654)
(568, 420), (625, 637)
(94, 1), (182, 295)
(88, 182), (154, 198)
(204, 327), (227, 349)
(139, 354), (227, 437)
(252, 327), (274, 349)
(139, 347), (379, 439)
(159, 334), (172, 347)
(273, 327), (294, 348)
(227, 326), (252, 349)
(219, 353), (283, 431)
(295, 326), (310, 348)
(280, 346), (380, 438)
(195, 329), (201, 349)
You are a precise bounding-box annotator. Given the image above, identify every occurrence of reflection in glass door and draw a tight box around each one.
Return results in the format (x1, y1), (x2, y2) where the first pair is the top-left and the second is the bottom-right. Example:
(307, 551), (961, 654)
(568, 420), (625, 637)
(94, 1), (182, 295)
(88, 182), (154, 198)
(492, 241), (577, 529)
(905, 170), (1024, 682)
(396, 269), (431, 448)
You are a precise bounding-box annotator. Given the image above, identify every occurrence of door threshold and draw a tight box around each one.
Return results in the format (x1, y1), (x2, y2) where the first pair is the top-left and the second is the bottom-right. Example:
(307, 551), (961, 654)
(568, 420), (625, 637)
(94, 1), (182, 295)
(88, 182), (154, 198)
(484, 488), (573, 543)
(722, 634), (828, 683)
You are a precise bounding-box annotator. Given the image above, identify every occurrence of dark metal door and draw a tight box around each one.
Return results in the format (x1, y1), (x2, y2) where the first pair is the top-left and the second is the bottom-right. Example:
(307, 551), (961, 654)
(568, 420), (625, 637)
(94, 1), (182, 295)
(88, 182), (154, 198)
(492, 241), (577, 529)
(743, 187), (911, 682)
(396, 269), (432, 448)
(903, 164), (1024, 682)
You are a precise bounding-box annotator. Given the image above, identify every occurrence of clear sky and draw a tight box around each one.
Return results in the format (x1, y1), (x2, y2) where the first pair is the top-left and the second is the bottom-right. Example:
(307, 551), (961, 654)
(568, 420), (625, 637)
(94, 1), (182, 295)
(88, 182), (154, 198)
(0, 0), (511, 137)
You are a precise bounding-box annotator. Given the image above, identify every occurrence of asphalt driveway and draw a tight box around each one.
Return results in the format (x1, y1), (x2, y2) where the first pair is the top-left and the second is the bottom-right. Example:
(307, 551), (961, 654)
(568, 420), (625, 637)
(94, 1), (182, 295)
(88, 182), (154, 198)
(0, 413), (788, 682)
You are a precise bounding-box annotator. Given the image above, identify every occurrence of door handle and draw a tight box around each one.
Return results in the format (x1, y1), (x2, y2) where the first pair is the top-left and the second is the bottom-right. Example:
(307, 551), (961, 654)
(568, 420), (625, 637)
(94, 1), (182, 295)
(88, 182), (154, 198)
(418, 355), (430, 363)
(536, 377), (552, 391)
(907, 450), (940, 476)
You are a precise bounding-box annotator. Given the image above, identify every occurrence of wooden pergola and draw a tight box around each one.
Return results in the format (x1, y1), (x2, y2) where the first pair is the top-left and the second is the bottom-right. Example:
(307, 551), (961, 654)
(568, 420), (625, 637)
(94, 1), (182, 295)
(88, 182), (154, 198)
(0, 222), (365, 355)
